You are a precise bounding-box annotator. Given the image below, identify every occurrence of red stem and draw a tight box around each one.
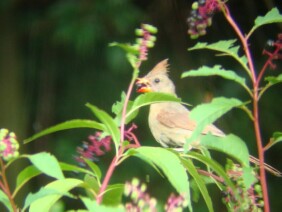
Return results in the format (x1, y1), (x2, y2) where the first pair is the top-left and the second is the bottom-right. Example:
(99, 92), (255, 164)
(222, 4), (269, 212)
(96, 155), (118, 204)
(0, 158), (17, 211)
(97, 61), (142, 204)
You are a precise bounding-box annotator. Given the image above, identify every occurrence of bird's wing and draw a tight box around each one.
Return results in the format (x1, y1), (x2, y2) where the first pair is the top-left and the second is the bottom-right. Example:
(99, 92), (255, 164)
(156, 108), (225, 137)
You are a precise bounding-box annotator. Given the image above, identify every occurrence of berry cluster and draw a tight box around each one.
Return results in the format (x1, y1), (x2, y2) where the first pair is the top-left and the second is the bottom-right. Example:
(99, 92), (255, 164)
(222, 160), (263, 211)
(187, 0), (222, 39)
(75, 131), (111, 166)
(0, 129), (19, 161)
(165, 193), (188, 211)
(263, 33), (282, 70)
(134, 24), (157, 61)
(124, 178), (157, 212)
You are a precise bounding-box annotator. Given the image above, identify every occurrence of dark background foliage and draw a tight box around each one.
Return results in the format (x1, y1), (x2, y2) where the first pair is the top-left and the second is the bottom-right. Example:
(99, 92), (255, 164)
(0, 0), (281, 211)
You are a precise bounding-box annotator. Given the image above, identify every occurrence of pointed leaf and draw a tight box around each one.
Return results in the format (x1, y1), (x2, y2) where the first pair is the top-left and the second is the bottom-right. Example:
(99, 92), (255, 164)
(259, 74), (282, 98)
(24, 119), (105, 144)
(185, 97), (244, 150)
(126, 92), (183, 119)
(186, 152), (240, 200)
(248, 8), (282, 37)
(86, 103), (120, 155)
(28, 178), (83, 212)
(81, 197), (125, 212)
(59, 162), (98, 178)
(29, 178), (83, 212)
(181, 65), (251, 95)
(83, 158), (102, 181)
(181, 158), (213, 212)
(102, 184), (124, 206)
(200, 134), (250, 167)
(27, 152), (65, 180)
(14, 165), (41, 198)
(112, 92), (138, 125)
(0, 190), (13, 211)
(188, 40), (249, 74)
(24, 188), (72, 211)
(128, 147), (190, 198)
(264, 131), (282, 150)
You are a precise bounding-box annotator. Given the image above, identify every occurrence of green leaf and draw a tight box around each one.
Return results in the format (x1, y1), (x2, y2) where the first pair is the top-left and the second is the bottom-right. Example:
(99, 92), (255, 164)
(112, 92), (138, 125)
(24, 119), (105, 144)
(109, 42), (139, 55)
(186, 152), (239, 200)
(14, 165), (42, 198)
(86, 103), (120, 155)
(102, 184), (124, 206)
(185, 97), (244, 150)
(83, 158), (102, 181)
(181, 158), (213, 212)
(84, 174), (100, 195)
(28, 178), (83, 212)
(188, 40), (250, 74)
(27, 152), (65, 180)
(59, 162), (98, 178)
(0, 190), (13, 211)
(242, 167), (257, 190)
(128, 147), (190, 204)
(181, 65), (251, 96)
(248, 8), (282, 38)
(81, 197), (125, 212)
(24, 188), (72, 211)
(126, 92), (183, 120)
(264, 131), (282, 150)
(200, 134), (250, 167)
(260, 74), (282, 98)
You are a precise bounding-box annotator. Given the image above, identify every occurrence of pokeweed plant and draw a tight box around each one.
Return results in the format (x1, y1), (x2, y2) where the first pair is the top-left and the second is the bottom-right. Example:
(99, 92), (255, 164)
(0, 1), (281, 212)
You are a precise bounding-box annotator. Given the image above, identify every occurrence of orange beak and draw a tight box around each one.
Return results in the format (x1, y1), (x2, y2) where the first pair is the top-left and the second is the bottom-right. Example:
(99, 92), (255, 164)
(136, 78), (152, 93)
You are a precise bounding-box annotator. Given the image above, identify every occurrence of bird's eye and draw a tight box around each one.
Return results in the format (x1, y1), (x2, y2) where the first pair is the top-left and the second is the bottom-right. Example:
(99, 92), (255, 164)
(154, 78), (160, 83)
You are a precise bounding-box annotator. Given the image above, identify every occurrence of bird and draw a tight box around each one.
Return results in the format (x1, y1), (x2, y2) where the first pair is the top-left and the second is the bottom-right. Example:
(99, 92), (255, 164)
(136, 59), (224, 148)
(135, 59), (281, 176)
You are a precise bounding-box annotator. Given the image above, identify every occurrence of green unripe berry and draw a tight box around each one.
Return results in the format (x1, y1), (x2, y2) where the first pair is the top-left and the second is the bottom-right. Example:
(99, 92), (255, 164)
(135, 28), (144, 36)
(146, 40), (155, 48)
(132, 178), (140, 187)
(191, 2), (199, 10)
(142, 24), (158, 34)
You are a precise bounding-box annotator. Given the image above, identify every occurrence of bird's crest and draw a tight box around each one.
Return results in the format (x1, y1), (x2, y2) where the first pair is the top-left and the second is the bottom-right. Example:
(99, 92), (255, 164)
(147, 59), (169, 77)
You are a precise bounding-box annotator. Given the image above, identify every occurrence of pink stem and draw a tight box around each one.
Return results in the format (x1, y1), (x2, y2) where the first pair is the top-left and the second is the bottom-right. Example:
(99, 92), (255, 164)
(222, 4), (269, 212)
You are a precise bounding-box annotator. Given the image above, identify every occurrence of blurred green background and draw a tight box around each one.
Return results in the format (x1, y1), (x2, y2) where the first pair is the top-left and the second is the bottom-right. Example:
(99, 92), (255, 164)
(0, 0), (281, 211)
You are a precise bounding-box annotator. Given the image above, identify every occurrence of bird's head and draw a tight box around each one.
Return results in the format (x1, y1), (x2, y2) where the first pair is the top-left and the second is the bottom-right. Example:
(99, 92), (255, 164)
(136, 59), (176, 95)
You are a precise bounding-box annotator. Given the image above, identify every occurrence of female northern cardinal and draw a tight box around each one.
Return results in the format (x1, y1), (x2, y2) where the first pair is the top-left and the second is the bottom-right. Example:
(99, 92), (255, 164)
(136, 59), (224, 148)
(136, 59), (281, 176)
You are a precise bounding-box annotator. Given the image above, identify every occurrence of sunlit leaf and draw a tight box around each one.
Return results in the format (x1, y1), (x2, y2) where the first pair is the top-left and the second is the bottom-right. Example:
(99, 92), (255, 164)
(127, 92), (184, 119)
(28, 178), (83, 212)
(185, 97), (244, 150)
(27, 152), (65, 180)
(102, 184), (124, 206)
(259, 74), (282, 98)
(81, 197), (125, 212)
(181, 158), (213, 212)
(112, 92), (138, 125)
(24, 119), (105, 144)
(181, 65), (251, 95)
(242, 167), (257, 190)
(86, 103), (120, 155)
(248, 8), (282, 38)
(84, 174), (100, 195)
(264, 131), (282, 150)
(188, 40), (249, 74)
(128, 147), (191, 207)
(109, 42), (139, 55)
(200, 134), (250, 167)
(83, 158), (102, 181)
(186, 152), (240, 201)
(14, 165), (41, 198)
